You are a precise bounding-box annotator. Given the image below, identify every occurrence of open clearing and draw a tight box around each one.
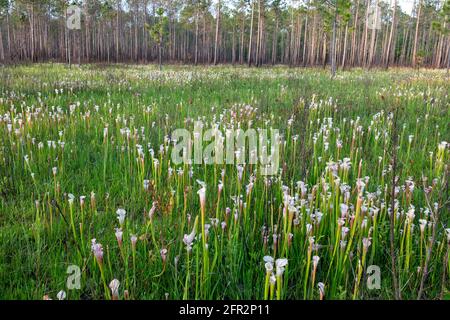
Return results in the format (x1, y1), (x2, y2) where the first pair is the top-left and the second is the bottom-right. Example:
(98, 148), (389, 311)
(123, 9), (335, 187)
(0, 65), (448, 299)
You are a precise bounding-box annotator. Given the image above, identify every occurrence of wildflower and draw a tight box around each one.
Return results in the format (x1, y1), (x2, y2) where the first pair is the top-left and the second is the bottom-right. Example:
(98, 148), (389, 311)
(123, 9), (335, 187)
(52, 167), (58, 176)
(340, 203), (348, 217)
(237, 165), (244, 181)
(288, 233), (294, 247)
(312, 256), (320, 270)
(263, 256), (274, 264)
(80, 195), (86, 208)
(143, 179), (150, 191)
(275, 258), (288, 276)
(362, 238), (371, 252)
(265, 262), (273, 273)
(116, 208), (126, 226)
(130, 234), (138, 250)
(109, 279), (120, 300)
(91, 239), (104, 266)
(263, 235), (268, 246)
(246, 182), (254, 195)
(68, 193), (75, 205)
(341, 227), (350, 239)
(221, 221), (226, 230)
(197, 183), (206, 210)
(204, 224), (211, 237)
(115, 228), (123, 248)
(361, 205), (368, 215)
(288, 204), (297, 216)
(57, 290), (66, 300)
(419, 219), (427, 234)
(406, 206), (415, 221)
(438, 141), (447, 152)
(361, 217), (368, 229)
(183, 229), (196, 251)
(160, 248), (168, 263)
(90, 192), (96, 209)
(272, 234), (278, 247)
(210, 218), (219, 227)
(318, 282), (325, 300)
(270, 274), (276, 285)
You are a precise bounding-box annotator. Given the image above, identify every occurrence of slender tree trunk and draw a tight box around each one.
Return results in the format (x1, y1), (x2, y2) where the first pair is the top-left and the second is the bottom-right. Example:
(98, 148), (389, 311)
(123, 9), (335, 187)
(310, 12), (317, 65)
(256, 0), (263, 67)
(446, 37), (450, 75)
(134, 2), (138, 62)
(143, 1), (148, 61)
(303, 14), (308, 66)
(289, 8), (294, 66)
(116, 0), (120, 62)
(350, 0), (360, 66)
(341, 22), (348, 69)
(240, 12), (245, 64)
(0, 25), (4, 62)
(435, 22), (446, 68)
(368, 0), (379, 69)
(6, 11), (11, 62)
(29, 4), (35, 61)
(362, 0), (370, 66)
(412, 0), (422, 67)
(385, 0), (397, 69)
(78, 30), (81, 65)
(231, 23), (236, 65)
(85, 0), (90, 62)
(330, 6), (337, 77)
(400, 27), (408, 65)
(159, 34), (162, 71)
(248, 0), (255, 66)
(214, 0), (221, 65)
(65, 9), (71, 68)
(272, 14), (278, 65)
(195, 11), (199, 65)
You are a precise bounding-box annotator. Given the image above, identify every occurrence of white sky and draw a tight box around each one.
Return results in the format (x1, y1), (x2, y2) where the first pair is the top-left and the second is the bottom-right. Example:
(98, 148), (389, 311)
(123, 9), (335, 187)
(282, 0), (418, 15)
(392, 0), (415, 14)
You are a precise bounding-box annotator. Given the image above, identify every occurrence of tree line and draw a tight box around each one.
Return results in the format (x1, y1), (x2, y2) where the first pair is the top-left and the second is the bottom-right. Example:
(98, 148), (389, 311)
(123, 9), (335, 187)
(0, 0), (449, 71)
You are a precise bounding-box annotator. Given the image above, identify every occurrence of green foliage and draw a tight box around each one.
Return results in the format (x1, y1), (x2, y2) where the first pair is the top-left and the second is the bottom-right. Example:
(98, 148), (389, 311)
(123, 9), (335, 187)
(0, 65), (448, 300)
(145, 7), (168, 46)
(315, 0), (352, 31)
(432, 0), (450, 35)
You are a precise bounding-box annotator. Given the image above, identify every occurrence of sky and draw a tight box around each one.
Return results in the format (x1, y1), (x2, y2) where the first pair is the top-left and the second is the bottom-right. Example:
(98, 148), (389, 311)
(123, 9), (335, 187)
(394, 0), (415, 14)
(282, 0), (417, 14)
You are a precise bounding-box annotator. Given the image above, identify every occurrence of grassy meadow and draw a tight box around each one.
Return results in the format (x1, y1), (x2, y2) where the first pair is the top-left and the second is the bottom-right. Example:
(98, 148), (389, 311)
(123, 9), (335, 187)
(0, 64), (448, 300)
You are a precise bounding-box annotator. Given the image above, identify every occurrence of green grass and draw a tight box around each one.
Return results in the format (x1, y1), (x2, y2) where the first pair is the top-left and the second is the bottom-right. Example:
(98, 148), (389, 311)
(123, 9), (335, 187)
(0, 64), (448, 300)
